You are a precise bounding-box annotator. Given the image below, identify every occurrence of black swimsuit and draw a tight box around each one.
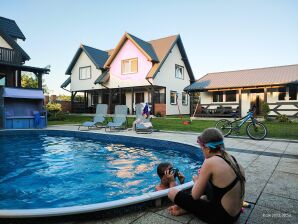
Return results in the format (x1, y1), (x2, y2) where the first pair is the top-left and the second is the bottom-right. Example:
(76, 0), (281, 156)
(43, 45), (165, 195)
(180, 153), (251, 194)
(174, 155), (242, 224)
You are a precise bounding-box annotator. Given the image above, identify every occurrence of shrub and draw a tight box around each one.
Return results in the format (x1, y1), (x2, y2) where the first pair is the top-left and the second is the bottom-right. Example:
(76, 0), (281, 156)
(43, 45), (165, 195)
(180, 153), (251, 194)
(48, 112), (66, 121)
(46, 102), (62, 120)
(276, 114), (292, 123)
(262, 102), (270, 121)
(155, 111), (162, 117)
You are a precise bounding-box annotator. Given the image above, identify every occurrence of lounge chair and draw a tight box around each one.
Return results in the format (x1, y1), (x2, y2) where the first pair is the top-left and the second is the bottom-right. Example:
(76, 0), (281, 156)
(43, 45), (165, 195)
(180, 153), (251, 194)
(78, 104), (108, 130)
(135, 103), (153, 133)
(105, 105), (128, 131)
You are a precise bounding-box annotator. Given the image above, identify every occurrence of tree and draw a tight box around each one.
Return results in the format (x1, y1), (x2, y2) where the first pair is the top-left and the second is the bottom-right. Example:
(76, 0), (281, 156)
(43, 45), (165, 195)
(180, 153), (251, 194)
(21, 73), (38, 88)
(58, 95), (71, 101)
(21, 73), (49, 94)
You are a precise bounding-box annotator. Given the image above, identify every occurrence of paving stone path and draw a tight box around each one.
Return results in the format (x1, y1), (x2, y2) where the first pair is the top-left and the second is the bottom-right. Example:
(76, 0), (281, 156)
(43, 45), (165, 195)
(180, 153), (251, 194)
(47, 126), (298, 224)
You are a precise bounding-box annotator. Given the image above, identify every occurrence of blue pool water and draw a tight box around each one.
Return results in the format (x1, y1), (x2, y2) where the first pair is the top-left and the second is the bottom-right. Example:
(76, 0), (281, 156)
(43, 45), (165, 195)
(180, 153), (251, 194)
(0, 133), (203, 209)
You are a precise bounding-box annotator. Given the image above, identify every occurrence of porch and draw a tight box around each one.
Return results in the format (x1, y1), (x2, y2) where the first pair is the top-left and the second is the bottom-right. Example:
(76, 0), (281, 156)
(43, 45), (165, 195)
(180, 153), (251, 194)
(70, 85), (167, 115)
(190, 85), (298, 118)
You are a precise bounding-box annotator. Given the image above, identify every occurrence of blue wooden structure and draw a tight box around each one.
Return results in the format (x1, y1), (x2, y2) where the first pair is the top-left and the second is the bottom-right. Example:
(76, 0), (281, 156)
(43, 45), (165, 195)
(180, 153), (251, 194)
(0, 16), (50, 129)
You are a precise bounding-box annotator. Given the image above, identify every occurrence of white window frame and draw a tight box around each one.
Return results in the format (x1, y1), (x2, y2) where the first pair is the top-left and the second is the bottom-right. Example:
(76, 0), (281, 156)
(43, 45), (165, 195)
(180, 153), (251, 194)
(170, 91), (177, 105)
(175, 64), (184, 79)
(121, 58), (138, 74)
(79, 66), (91, 80)
(182, 92), (188, 105)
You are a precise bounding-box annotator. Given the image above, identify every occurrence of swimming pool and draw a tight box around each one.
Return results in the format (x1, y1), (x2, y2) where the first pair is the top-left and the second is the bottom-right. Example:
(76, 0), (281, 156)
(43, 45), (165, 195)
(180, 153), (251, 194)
(0, 130), (203, 218)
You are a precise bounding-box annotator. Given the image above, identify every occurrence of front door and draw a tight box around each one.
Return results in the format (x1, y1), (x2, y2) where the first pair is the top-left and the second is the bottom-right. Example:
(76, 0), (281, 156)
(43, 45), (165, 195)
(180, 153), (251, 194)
(135, 92), (144, 104)
(250, 90), (264, 116)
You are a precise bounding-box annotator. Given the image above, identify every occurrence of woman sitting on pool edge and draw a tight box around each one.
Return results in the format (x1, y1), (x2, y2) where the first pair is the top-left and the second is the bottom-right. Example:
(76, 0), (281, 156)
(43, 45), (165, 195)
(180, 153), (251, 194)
(168, 128), (246, 224)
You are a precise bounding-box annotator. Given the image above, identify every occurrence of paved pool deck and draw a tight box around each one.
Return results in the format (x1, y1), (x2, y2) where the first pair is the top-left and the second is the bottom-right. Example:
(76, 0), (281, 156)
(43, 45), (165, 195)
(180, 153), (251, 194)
(47, 125), (298, 224)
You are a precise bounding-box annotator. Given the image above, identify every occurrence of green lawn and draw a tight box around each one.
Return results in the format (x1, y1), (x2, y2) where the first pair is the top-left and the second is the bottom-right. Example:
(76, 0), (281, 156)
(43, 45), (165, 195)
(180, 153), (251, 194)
(48, 115), (298, 140)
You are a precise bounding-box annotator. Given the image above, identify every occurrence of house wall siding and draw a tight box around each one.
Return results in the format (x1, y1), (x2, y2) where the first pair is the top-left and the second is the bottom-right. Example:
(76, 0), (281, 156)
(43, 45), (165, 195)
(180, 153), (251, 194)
(153, 44), (190, 115)
(0, 36), (12, 49)
(106, 39), (152, 88)
(70, 51), (102, 91)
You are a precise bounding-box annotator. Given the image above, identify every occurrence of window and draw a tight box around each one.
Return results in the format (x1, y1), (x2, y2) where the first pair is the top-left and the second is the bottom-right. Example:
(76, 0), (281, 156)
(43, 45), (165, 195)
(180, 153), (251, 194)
(278, 87), (286, 101)
(170, 91), (177, 104)
(213, 91), (223, 102)
(79, 66), (91, 80)
(121, 58), (138, 74)
(225, 90), (237, 102)
(175, 64), (184, 79)
(289, 85), (297, 101)
(182, 92), (188, 105)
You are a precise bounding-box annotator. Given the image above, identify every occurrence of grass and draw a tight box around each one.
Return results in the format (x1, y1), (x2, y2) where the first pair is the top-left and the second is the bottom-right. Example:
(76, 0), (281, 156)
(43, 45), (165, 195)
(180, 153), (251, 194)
(48, 115), (298, 140)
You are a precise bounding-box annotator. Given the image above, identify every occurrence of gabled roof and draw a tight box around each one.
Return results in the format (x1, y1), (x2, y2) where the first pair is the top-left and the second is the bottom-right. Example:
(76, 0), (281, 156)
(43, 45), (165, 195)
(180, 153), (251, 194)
(0, 29), (30, 62)
(184, 64), (298, 92)
(146, 35), (195, 81)
(104, 32), (159, 68)
(65, 44), (109, 75)
(0, 16), (26, 40)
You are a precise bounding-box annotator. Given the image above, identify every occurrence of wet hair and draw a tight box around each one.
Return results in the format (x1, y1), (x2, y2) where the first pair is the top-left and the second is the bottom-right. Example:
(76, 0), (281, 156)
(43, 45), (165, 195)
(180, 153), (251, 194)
(157, 162), (172, 179)
(198, 128), (246, 198)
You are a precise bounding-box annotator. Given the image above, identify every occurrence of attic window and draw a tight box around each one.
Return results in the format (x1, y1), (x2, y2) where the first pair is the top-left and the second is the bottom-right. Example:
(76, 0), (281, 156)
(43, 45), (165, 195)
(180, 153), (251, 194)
(121, 58), (138, 74)
(175, 64), (184, 79)
(79, 66), (91, 80)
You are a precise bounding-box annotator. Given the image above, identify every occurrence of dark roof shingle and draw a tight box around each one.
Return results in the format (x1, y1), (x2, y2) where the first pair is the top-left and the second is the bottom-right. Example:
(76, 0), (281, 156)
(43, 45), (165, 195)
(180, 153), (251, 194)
(0, 16), (26, 40)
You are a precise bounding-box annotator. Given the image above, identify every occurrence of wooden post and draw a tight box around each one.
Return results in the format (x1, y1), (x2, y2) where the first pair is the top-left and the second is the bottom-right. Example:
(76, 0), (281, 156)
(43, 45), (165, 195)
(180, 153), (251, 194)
(17, 70), (21, 87)
(84, 91), (87, 113)
(71, 91), (74, 113)
(238, 89), (242, 117)
(37, 73), (42, 90)
(119, 88), (122, 105)
(131, 87), (134, 115)
(151, 86), (155, 115)
(108, 89), (112, 114)
(264, 87), (267, 103)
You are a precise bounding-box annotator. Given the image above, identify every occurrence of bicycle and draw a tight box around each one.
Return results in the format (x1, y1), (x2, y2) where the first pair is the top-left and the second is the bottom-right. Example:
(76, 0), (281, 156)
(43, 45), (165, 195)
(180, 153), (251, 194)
(215, 106), (268, 140)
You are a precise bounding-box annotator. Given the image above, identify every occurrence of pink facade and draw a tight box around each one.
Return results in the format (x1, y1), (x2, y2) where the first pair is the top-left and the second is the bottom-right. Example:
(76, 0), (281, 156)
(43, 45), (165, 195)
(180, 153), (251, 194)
(109, 40), (152, 81)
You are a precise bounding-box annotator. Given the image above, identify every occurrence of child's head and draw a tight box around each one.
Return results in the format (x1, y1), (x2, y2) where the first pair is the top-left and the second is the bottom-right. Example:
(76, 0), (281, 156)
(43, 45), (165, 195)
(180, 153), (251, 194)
(157, 162), (172, 179)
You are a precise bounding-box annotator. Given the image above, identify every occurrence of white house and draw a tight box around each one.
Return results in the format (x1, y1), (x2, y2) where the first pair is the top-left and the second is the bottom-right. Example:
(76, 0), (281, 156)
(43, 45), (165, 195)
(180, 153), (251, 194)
(61, 32), (195, 115)
(185, 64), (298, 118)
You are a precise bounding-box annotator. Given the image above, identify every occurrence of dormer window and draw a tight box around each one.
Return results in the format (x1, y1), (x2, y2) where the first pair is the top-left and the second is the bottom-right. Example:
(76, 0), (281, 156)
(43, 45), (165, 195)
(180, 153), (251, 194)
(121, 58), (138, 74)
(175, 64), (184, 79)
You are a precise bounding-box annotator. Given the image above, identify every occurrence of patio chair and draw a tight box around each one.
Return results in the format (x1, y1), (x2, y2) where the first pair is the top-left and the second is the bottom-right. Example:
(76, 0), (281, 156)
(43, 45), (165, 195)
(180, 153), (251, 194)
(105, 105), (128, 131)
(78, 104), (108, 130)
(134, 103), (153, 133)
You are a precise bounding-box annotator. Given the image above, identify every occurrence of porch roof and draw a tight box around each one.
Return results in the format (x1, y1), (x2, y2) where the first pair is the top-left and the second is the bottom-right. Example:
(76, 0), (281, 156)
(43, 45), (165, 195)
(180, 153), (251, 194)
(185, 64), (298, 92)
(94, 70), (110, 84)
(0, 62), (50, 74)
(61, 77), (71, 88)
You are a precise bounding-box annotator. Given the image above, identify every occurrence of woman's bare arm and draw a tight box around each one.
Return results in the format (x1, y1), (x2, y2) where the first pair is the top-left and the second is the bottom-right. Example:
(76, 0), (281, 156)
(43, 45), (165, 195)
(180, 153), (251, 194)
(192, 159), (212, 200)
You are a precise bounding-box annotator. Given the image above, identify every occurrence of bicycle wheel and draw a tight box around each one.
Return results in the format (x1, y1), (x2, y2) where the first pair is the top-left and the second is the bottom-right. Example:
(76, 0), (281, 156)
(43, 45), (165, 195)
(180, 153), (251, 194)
(215, 119), (232, 137)
(246, 121), (267, 140)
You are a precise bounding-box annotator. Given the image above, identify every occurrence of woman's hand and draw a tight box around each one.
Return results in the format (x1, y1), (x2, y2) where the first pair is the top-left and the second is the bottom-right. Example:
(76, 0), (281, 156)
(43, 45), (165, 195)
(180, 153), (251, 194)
(192, 175), (198, 182)
(168, 188), (179, 202)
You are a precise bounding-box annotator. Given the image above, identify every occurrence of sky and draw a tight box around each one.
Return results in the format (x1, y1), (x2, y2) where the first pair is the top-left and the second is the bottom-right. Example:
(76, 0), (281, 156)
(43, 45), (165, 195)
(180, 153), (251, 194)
(1, 0), (298, 95)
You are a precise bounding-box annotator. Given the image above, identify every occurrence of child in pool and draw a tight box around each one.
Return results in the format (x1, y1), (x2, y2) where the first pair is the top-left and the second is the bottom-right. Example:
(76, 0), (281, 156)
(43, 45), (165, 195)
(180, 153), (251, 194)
(155, 162), (185, 191)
